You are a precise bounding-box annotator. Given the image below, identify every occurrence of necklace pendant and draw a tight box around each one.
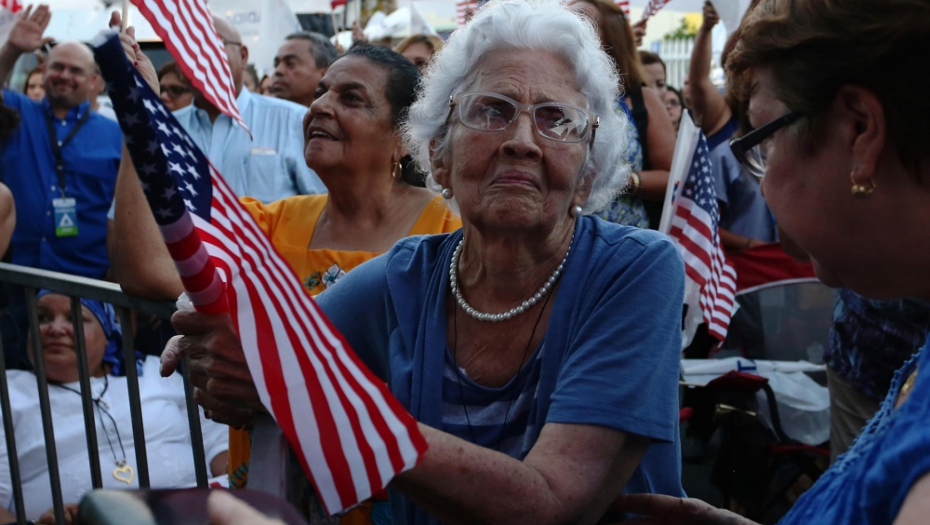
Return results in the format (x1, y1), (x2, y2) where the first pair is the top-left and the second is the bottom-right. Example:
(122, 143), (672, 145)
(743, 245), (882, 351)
(113, 462), (135, 485)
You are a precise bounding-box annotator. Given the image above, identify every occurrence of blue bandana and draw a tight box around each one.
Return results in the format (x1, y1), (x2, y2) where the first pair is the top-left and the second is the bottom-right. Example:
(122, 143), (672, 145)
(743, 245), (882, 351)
(36, 290), (144, 377)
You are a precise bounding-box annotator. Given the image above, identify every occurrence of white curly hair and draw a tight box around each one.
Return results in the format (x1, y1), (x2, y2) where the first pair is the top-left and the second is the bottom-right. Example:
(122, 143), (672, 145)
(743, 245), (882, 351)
(403, 0), (632, 213)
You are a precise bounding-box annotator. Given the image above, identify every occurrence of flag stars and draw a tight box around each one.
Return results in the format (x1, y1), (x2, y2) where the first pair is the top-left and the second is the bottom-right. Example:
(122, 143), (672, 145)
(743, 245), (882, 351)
(157, 122), (173, 136)
(169, 162), (185, 176)
(143, 98), (157, 114)
(156, 207), (173, 219)
(185, 182), (198, 197)
(163, 187), (177, 200)
(183, 198), (196, 211)
(173, 144), (188, 158)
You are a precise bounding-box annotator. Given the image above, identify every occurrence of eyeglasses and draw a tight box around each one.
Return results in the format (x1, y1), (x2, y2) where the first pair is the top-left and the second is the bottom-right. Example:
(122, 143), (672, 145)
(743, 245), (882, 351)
(729, 111), (800, 177)
(160, 85), (191, 99)
(447, 92), (599, 144)
(222, 39), (243, 48)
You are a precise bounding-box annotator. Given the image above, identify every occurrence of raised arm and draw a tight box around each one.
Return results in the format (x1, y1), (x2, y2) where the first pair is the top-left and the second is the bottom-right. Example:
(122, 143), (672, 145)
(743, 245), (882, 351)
(688, 1), (732, 136)
(111, 145), (184, 299)
(0, 182), (15, 258)
(0, 5), (53, 86)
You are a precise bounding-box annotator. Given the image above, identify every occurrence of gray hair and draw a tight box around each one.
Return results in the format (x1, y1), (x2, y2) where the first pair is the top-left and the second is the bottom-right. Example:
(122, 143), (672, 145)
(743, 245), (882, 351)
(403, 0), (631, 213)
(285, 31), (338, 69)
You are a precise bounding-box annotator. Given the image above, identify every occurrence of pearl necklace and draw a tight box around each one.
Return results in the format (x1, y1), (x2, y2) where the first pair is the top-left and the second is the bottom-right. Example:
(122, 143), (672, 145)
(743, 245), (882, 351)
(449, 230), (574, 322)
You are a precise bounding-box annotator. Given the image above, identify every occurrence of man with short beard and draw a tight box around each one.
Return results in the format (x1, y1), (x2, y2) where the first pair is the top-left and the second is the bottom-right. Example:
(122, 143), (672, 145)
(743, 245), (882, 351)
(0, 5), (121, 279)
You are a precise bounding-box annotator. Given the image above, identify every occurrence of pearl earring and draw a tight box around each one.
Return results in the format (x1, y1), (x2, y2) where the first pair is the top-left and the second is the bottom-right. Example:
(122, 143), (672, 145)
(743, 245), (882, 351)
(570, 205), (583, 218)
(441, 188), (453, 200)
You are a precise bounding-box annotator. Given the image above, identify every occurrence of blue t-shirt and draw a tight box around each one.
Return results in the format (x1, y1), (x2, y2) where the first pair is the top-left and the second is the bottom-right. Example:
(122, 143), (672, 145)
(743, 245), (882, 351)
(317, 216), (686, 525)
(1, 89), (121, 278)
(707, 117), (777, 243)
(777, 336), (930, 524)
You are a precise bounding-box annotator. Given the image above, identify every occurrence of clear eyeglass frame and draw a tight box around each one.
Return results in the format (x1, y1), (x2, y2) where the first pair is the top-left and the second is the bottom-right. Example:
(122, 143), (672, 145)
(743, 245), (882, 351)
(446, 91), (599, 145)
(729, 111), (800, 178)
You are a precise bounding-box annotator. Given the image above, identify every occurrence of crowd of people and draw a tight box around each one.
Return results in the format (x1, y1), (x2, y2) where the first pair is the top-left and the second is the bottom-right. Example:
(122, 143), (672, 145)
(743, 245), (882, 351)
(0, 0), (928, 524)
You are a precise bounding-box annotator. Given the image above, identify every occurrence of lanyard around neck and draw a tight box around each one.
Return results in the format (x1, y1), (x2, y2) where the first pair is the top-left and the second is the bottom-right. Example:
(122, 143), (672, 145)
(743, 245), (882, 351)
(45, 109), (92, 198)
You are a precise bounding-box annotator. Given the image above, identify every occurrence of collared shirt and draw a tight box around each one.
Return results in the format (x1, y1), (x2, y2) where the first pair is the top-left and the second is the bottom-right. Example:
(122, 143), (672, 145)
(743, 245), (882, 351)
(172, 89), (325, 203)
(1, 89), (122, 279)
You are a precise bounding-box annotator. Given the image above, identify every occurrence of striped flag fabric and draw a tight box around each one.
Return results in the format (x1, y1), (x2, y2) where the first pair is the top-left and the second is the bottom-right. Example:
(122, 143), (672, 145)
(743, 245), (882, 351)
(455, 0), (478, 26)
(667, 133), (737, 341)
(91, 30), (427, 514)
(0, 0), (22, 46)
(616, 0), (630, 17)
(130, 0), (248, 132)
(641, 0), (673, 20)
(0, 0), (21, 12)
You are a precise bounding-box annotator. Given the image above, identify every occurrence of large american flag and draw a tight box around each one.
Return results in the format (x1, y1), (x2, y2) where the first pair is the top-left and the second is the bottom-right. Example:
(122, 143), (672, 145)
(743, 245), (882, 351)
(91, 31), (427, 514)
(0, 0), (20, 12)
(641, 0), (673, 20)
(667, 135), (737, 341)
(617, 0), (630, 17)
(130, 0), (247, 132)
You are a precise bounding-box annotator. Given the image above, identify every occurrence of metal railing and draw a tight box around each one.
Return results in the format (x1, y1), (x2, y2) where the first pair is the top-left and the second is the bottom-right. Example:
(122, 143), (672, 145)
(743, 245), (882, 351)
(0, 262), (207, 525)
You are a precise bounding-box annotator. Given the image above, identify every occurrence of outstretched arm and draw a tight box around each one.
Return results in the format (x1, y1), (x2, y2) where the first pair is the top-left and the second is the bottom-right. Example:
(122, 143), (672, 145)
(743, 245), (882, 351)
(0, 4), (53, 86)
(688, 1), (732, 136)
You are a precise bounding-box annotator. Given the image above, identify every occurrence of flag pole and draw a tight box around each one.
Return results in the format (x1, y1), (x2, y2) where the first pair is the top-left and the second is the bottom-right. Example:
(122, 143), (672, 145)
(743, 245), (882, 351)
(121, 1), (129, 31)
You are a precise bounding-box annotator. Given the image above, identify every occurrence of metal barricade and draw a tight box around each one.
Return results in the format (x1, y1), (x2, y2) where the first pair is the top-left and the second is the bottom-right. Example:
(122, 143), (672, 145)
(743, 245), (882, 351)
(0, 262), (209, 524)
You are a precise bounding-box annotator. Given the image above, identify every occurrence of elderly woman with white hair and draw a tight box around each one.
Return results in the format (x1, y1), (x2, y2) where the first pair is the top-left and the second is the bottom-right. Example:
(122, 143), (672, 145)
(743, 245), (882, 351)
(170, 1), (686, 523)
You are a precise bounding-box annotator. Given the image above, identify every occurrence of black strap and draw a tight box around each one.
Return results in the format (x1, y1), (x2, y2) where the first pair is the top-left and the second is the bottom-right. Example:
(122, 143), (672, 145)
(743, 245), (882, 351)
(629, 87), (650, 169)
(45, 109), (91, 198)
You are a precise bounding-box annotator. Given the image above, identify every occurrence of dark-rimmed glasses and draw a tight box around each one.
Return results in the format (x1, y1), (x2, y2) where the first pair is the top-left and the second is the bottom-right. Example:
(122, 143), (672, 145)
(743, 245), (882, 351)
(447, 92), (599, 144)
(729, 111), (800, 177)
(160, 85), (191, 99)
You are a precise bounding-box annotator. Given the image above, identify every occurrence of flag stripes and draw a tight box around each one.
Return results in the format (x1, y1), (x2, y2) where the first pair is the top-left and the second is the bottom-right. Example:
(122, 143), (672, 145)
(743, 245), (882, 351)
(131, 0), (248, 132)
(92, 31), (426, 515)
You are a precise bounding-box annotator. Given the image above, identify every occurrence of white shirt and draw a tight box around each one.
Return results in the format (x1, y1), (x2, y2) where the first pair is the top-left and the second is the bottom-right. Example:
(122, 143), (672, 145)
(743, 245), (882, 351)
(0, 357), (228, 519)
(173, 89), (325, 203)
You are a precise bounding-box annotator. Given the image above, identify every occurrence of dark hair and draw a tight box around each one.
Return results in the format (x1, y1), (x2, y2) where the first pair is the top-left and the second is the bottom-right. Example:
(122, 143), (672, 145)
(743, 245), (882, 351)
(727, 0), (930, 168)
(666, 85), (685, 109)
(575, 0), (645, 91)
(157, 61), (189, 86)
(21, 67), (43, 94)
(638, 50), (666, 75)
(341, 44), (423, 185)
(285, 31), (338, 70)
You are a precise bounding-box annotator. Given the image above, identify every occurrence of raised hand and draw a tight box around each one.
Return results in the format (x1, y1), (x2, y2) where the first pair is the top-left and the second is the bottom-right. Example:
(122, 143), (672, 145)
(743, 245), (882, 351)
(632, 19), (647, 47)
(701, 1), (720, 31)
(108, 10), (158, 91)
(6, 4), (53, 53)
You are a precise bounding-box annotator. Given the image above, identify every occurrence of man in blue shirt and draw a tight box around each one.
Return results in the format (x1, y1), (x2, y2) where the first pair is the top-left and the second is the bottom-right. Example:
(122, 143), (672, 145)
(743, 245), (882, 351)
(170, 17), (325, 203)
(0, 6), (121, 280)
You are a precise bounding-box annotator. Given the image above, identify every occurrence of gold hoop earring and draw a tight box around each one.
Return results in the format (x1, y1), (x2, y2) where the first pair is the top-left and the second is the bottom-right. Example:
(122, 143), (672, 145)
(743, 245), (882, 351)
(850, 174), (876, 197)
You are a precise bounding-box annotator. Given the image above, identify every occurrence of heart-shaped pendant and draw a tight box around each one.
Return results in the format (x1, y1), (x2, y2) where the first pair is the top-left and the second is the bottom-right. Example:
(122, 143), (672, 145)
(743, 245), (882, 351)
(113, 464), (135, 485)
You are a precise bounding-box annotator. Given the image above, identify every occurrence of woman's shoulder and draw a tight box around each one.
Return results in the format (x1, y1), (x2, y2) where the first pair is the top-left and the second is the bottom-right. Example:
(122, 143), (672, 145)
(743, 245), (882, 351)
(583, 216), (676, 251)
(576, 217), (683, 278)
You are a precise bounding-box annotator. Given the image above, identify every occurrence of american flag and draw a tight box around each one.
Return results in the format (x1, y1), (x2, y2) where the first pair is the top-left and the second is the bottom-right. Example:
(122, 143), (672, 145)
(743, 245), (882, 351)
(455, 0), (479, 26)
(617, 0), (630, 17)
(667, 134), (737, 341)
(0, 0), (21, 13)
(130, 0), (247, 132)
(641, 0), (673, 20)
(91, 31), (427, 514)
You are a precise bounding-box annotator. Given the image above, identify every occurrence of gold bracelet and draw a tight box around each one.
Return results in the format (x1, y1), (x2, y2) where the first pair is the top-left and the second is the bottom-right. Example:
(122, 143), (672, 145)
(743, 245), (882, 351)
(630, 172), (641, 195)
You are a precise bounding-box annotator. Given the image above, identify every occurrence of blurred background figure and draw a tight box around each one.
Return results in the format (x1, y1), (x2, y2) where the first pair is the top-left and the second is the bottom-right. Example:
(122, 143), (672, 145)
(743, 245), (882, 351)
(639, 50), (667, 93)
(570, 0), (676, 230)
(242, 64), (259, 93)
(21, 66), (44, 102)
(271, 31), (336, 107)
(157, 61), (193, 112)
(258, 74), (273, 96)
(664, 86), (684, 133)
(394, 33), (444, 72)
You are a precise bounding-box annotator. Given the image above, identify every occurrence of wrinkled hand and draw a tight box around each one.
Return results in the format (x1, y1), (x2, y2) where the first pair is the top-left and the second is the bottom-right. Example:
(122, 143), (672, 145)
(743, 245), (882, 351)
(6, 4), (53, 54)
(701, 1), (720, 31)
(109, 11), (158, 92)
(611, 494), (758, 525)
(162, 310), (263, 428)
(36, 503), (78, 525)
(632, 19), (647, 47)
(208, 491), (285, 525)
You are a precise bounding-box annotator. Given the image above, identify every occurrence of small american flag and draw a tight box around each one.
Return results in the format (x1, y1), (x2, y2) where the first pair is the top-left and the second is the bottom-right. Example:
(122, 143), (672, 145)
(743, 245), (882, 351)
(455, 0), (479, 26)
(92, 31), (427, 514)
(641, 0), (673, 21)
(667, 134), (737, 341)
(616, 0), (630, 17)
(130, 0), (248, 132)
(0, 0), (21, 13)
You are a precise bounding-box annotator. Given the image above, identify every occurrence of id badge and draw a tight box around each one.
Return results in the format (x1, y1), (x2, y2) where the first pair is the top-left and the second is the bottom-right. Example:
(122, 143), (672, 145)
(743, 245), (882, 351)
(53, 197), (79, 237)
